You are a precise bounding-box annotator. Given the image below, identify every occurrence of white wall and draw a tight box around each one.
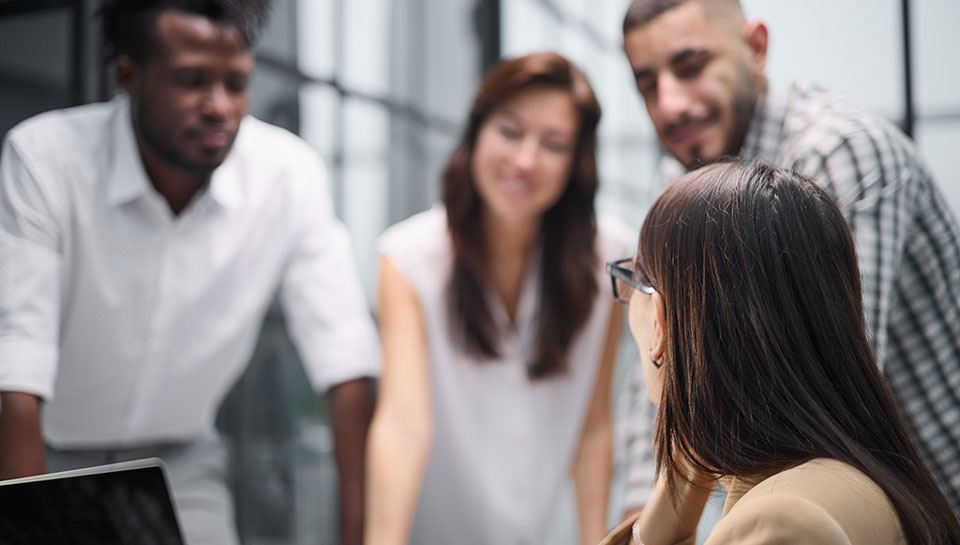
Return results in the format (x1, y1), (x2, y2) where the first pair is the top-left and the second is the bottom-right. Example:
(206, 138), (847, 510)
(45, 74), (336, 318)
(743, 0), (960, 215)
(911, 0), (960, 215)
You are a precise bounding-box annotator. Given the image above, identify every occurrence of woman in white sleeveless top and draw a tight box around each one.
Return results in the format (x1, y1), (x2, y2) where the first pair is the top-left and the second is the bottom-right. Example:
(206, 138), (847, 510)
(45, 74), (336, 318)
(365, 52), (632, 545)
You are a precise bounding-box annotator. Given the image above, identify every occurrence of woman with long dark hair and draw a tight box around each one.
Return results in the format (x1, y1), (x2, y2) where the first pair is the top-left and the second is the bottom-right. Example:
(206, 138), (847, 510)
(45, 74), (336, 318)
(365, 52), (631, 544)
(602, 161), (960, 544)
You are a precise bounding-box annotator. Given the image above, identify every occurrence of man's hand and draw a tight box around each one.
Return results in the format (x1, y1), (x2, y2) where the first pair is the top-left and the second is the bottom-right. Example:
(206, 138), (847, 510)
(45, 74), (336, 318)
(0, 391), (45, 480)
(328, 377), (375, 545)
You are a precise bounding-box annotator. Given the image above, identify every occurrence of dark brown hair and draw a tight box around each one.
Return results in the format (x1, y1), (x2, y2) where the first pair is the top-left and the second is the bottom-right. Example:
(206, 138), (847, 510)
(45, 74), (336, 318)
(622, 0), (742, 35)
(638, 161), (960, 543)
(442, 51), (601, 380)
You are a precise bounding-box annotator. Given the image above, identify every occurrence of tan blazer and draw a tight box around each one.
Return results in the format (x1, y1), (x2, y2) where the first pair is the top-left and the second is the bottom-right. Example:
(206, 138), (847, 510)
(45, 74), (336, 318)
(600, 458), (905, 545)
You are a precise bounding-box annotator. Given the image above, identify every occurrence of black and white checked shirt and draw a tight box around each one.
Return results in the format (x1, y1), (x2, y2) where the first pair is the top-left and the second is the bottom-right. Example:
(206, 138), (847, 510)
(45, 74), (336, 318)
(619, 81), (960, 514)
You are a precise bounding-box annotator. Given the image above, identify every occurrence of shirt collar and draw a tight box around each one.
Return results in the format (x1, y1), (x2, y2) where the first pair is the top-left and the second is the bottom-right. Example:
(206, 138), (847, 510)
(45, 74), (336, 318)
(740, 80), (791, 164)
(206, 131), (244, 210)
(105, 94), (245, 210)
(106, 95), (152, 206)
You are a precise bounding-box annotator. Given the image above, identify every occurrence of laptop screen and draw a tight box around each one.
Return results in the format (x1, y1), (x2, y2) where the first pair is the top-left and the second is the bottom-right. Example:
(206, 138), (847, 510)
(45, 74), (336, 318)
(0, 458), (185, 545)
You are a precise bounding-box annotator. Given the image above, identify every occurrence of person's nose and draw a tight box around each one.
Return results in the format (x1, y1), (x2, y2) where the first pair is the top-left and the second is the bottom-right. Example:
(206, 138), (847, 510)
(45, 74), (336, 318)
(655, 73), (695, 124)
(201, 83), (230, 121)
(513, 137), (539, 172)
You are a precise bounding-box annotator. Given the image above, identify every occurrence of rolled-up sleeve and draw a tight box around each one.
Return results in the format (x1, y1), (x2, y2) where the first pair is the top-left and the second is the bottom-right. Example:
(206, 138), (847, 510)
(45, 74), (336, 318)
(278, 157), (380, 392)
(0, 137), (63, 400)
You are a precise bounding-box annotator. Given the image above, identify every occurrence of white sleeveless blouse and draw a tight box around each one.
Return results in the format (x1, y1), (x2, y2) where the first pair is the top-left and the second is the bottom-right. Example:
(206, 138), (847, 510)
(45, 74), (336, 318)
(378, 206), (633, 544)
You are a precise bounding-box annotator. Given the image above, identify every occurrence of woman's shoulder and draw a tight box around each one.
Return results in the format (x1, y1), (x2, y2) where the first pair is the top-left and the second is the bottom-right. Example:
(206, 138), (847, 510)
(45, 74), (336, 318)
(380, 206), (450, 254)
(746, 458), (892, 510)
(381, 205), (446, 242)
(378, 206), (452, 283)
(708, 459), (903, 545)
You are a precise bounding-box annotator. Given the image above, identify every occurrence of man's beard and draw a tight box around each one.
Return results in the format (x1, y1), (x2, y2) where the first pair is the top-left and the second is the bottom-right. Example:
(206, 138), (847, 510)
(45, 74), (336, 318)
(135, 107), (226, 177)
(685, 65), (761, 171)
(724, 64), (762, 158)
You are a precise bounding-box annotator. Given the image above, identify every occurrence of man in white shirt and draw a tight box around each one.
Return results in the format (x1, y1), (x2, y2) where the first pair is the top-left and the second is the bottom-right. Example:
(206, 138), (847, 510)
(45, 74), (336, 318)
(0, 1), (380, 544)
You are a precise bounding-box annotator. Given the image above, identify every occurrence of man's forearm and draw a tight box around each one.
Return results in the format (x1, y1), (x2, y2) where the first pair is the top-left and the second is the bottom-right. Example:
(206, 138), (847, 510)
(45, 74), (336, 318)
(0, 391), (45, 480)
(328, 377), (375, 545)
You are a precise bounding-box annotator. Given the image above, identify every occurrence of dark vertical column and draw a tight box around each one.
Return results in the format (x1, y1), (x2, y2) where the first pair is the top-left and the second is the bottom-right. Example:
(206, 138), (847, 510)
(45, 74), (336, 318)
(332, 0), (346, 215)
(287, 0), (301, 135)
(69, 0), (85, 105)
(96, 1), (113, 102)
(408, 0), (429, 214)
(901, 0), (915, 138)
(0, 0), (89, 105)
(474, 0), (500, 74)
(387, 0), (431, 226)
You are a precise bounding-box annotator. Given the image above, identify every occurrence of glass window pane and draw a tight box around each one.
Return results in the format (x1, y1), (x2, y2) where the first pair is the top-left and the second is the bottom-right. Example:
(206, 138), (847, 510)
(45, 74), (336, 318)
(557, 24), (593, 68)
(297, 0), (335, 79)
(422, 1), (481, 121)
(0, 10), (71, 139)
(502, 0), (550, 56)
(915, 119), (960, 217)
(342, 0), (390, 95)
(913, 0), (960, 113)
(300, 83), (340, 159)
(257, 0), (298, 63)
(248, 65), (301, 133)
(342, 99), (390, 299)
(741, 0), (903, 119)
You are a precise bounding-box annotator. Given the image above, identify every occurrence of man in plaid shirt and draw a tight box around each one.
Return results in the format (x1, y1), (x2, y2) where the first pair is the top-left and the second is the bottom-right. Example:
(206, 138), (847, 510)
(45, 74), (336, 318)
(618, 0), (960, 518)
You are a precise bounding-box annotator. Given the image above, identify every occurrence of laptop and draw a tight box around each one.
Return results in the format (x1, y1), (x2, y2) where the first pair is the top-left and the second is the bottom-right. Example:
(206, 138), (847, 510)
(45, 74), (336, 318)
(0, 458), (185, 545)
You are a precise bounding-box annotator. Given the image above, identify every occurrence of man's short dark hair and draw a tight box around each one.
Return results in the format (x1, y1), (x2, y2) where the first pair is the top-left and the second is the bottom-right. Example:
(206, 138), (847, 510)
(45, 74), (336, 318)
(97, 0), (272, 63)
(622, 0), (742, 35)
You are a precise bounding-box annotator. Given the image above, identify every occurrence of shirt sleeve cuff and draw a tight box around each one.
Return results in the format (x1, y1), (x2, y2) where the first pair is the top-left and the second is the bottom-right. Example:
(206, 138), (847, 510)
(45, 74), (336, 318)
(0, 340), (58, 401)
(296, 326), (382, 392)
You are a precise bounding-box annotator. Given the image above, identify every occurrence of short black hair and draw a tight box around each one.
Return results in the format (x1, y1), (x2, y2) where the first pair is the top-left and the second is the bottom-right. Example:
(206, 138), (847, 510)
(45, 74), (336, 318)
(97, 0), (272, 63)
(622, 0), (742, 35)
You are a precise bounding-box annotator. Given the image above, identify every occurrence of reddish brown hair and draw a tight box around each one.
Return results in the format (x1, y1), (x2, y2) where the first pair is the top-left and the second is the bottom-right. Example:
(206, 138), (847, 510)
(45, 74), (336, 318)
(442, 51), (601, 379)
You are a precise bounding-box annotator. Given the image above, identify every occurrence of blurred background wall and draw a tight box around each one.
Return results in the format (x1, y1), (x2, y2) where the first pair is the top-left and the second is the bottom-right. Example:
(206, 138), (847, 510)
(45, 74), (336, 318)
(1, 0), (957, 543)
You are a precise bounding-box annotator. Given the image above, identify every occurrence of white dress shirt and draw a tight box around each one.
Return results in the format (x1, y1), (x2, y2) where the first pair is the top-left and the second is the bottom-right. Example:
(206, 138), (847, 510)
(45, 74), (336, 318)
(0, 96), (380, 448)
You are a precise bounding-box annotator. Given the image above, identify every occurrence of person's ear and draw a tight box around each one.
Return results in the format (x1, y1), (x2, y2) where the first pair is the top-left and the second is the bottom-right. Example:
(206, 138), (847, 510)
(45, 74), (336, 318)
(650, 291), (667, 363)
(115, 56), (138, 95)
(742, 20), (768, 74)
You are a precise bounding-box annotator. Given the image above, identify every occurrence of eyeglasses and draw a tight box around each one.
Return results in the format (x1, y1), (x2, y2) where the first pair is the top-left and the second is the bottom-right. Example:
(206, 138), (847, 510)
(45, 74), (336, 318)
(605, 257), (656, 304)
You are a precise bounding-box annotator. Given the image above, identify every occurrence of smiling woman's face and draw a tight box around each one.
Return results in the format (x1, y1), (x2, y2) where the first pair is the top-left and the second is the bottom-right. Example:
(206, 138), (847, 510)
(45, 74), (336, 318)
(470, 85), (579, 227)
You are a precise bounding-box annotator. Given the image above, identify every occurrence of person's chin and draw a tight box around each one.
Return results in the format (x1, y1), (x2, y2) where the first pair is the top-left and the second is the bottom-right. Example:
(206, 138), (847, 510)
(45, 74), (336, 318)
(668, 147), (701, 170)
(664, 141), (701, 169)
(682, 142), (727, 170)
(176, 154), (224, 176)
(197, 146), (231, 167)
(486, 200), (542, 227)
